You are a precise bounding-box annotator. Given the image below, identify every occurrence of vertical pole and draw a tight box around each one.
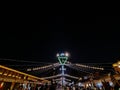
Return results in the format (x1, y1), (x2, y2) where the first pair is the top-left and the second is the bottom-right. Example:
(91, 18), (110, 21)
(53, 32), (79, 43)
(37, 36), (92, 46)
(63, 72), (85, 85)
(57, 52), (69, 90)
(61, 65), (64, 89)
(62, 65), (64, 75)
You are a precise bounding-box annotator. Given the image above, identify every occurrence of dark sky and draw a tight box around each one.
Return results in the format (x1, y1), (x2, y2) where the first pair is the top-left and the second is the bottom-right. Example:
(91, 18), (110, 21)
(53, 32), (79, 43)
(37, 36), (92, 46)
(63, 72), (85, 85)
(0, 16), (120, 64)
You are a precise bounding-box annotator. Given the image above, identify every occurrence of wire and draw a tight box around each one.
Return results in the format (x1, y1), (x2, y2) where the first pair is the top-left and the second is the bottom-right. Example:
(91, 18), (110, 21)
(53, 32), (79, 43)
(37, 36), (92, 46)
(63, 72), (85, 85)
(0, 58), (113, 64)
(0, 58), (56, 64)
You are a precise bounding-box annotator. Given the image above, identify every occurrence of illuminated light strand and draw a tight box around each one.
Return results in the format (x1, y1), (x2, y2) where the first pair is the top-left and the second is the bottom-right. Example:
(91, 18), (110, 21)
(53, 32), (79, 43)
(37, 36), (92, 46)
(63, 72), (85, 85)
(64, 74), (79, 79)
(55, 78), (71, 82)
(75, 64), (104, 70)
(27, 63), (60, 71)
(65, 64), (91, 74)
(43, 74), (79, 79)
(43, 74), (62, 79)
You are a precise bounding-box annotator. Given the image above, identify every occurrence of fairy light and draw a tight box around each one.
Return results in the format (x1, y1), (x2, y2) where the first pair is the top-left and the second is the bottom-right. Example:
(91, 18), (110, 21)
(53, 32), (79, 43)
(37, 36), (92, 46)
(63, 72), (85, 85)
(75, 64), (104, 70)
(27, 63), (60, 71)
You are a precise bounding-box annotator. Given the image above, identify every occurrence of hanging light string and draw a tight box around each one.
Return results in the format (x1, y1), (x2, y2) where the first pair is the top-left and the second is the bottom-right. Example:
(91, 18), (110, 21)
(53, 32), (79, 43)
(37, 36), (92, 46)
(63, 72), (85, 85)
(67, 61), (112, 68)
(64, 74), (79, 79)
(65, 64), (91, 74)
(74, 63), (104, 70)
(54, 78), (71, 82)
(43, 74), (62, 79)
(27, 63), (60, 71)
(42, 74), (79, 80)
(0, 58), (111, 67)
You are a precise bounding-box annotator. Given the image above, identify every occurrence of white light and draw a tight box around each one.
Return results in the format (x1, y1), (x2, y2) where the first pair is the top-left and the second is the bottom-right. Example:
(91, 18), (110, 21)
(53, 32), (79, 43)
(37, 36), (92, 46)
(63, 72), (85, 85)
(65, 53), (69, 57)
(118, 65), (120, 68)
(56, 53), (59, 57)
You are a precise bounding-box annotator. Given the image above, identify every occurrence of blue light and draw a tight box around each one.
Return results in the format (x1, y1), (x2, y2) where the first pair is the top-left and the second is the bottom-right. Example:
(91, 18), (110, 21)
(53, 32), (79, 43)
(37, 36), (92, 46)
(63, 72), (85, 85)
(60, 53), (65, 56)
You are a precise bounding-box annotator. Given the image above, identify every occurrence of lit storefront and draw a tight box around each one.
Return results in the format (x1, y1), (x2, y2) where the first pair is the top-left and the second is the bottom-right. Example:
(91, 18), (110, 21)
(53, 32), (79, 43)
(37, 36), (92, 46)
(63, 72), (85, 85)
(0, 65), (49, 90)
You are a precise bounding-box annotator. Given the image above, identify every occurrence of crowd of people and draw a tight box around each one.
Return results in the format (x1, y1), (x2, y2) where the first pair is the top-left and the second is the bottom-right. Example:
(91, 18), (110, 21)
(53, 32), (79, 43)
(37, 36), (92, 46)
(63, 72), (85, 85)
(12, 80), (120, 90)
(34, 81), (120, 90)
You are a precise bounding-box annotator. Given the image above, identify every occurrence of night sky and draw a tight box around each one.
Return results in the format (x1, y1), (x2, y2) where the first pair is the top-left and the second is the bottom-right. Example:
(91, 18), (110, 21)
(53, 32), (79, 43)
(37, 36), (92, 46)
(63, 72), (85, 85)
(0, 16), (120, 65)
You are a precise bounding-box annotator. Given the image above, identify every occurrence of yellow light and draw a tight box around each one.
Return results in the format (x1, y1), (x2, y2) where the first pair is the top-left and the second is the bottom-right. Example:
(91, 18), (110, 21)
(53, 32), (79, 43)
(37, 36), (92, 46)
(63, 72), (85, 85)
(0, 82), (4, 87)
(86, 84), (88, 87)
(24, 76), (26, 79)
(117, 61), (120, 64)
(0, 65), (46, 80)
(113, 63), (118, 67)
(0, 72), (3, 75)
(12, 75), (15, 77)
(18, 77), (21, 79)
(118, 65), (120, 68)
(8, 74), (12, 76)
(4, 73), (7, 76)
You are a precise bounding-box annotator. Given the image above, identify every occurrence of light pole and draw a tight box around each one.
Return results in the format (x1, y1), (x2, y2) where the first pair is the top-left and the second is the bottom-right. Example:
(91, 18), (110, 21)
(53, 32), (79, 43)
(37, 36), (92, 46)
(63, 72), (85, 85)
(56, 52), (69, 87)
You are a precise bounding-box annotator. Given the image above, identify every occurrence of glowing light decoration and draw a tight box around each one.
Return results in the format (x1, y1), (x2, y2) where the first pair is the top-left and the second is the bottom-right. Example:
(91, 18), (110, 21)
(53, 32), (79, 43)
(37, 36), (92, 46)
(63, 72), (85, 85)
(61, 53), (64, 56)
(65, 53), (69, 57)
(57, 52), (69, 65)
(27, 63), (59, 71)
(118, 65), (120, 68)
(56, 52), (69, 87)
(56, 53), (59, 57)
(75, 63), (104, 70)
(0, 82), (4, 88)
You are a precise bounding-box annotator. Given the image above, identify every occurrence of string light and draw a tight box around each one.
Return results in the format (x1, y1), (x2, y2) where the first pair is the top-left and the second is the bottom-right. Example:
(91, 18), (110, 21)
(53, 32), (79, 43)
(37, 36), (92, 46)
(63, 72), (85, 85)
(65, 74), (79, 79)
(65, 64), (91, 74)
(75, 64), (104, 70)
(27, 63), (60, 71)
(43, 74), (79, 80)
(43, 74), (62, 79)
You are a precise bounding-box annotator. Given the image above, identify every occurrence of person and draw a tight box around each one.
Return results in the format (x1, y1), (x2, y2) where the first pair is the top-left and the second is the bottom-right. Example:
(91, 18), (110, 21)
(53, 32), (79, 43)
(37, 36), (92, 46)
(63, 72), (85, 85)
(49, 84), (56, 90)
(72, 86), (75, 90)
(114, 82), (120, 90)
(40, 85), (44, 90)
(66, 86), (70, 90)
(18, 86), (24, 90)
(44, 83), (48, 90)
(106, 82), (111, 90)
(64, 86), (67, 90)
(76, 86), (78, 90)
